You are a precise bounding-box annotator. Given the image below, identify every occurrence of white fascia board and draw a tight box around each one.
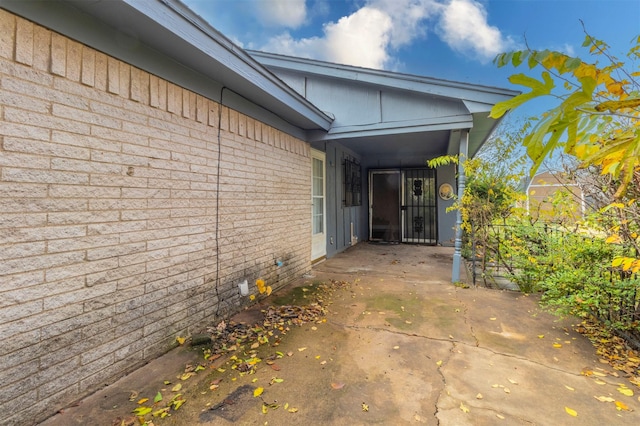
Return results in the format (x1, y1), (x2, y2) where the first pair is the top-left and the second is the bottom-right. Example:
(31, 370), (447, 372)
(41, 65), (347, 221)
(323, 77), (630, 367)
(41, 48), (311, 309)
(251, 50), (519, 106)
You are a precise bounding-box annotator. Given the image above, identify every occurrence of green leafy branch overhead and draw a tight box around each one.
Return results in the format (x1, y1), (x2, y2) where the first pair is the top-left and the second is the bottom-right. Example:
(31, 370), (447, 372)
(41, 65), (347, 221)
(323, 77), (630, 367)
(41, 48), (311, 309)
(490, 31), (640, 199)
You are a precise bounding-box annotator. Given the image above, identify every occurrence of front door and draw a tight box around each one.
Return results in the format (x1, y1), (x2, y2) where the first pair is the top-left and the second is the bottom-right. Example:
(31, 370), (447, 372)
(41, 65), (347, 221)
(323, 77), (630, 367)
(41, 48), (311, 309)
(369, 171), (401, 242)
(311, 150), (326, 261)
(402, 169), (437, 244)
(369, 169), (437, 244)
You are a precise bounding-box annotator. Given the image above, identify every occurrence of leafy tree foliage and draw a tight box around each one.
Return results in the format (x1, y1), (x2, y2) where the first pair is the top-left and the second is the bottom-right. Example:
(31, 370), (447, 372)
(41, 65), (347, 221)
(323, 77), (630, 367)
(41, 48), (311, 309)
(491, 30), (640, 273)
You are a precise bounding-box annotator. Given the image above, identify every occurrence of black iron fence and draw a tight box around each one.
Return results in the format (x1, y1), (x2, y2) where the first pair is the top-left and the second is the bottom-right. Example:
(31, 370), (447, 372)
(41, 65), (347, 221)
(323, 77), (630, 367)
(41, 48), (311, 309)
(466, 222), (640, 349)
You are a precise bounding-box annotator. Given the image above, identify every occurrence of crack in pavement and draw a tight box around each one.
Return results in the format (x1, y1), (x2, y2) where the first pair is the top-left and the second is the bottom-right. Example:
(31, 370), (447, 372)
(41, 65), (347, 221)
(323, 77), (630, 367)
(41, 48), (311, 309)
(454, 287), (480, 347)
(328, 319), (589, 378)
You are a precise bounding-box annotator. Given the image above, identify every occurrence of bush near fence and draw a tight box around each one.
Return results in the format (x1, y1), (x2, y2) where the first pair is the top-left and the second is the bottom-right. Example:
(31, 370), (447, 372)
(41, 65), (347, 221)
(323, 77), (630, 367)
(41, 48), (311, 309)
(467, 221), (640, 349)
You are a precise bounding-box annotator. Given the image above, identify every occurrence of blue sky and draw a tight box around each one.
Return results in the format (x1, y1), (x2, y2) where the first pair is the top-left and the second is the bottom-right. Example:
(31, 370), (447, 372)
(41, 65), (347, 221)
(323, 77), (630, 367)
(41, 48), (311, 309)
(181, 0), (639, 126)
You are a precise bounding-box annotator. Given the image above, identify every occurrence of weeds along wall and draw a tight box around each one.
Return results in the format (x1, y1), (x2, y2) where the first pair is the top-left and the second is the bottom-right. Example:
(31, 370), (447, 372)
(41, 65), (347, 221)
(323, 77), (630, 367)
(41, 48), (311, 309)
(0, 10), (312, 425)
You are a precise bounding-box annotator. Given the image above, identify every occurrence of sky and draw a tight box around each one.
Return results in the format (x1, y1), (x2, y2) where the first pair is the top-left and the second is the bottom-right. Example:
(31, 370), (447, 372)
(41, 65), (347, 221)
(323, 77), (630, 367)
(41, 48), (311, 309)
(182, 0), (639, 88)
(180, 0), (640, 133)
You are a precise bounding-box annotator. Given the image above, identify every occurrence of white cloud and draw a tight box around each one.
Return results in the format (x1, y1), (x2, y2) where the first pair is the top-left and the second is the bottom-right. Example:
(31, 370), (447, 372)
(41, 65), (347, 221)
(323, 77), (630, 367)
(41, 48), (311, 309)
(368, 0), (439, 48)
(257, 0), (514, 69)
(323, 7), (393, 68)
(255, 0), (307, 28)
(438, 0), (514, 62)
(261, 6), (394, 69)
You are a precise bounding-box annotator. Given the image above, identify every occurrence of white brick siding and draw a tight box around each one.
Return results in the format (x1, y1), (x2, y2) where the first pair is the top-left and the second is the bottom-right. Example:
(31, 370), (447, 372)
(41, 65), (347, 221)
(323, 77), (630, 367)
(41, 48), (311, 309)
(0, 10), (312, 425)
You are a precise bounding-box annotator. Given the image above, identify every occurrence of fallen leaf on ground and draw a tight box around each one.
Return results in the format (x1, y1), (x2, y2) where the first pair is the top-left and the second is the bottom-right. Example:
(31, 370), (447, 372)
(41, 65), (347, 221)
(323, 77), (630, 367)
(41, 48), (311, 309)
(618, 386), (634, 397)
(615, 401), (631, 411)
(565, 407), (578, 417)
(393, 346), (400, 350)
(254, 387), (264, 397)
(331, 382), (345, 390)
(137, 398), (149, 405)
(362, 402), (369, 412)
(460, 403), (470, 413)
(436, 360), (443, 367)
(490, 317), (497, 321)
(564, 385), (574, 391)
(154, 392), (162, 403)
(553, 343), (562, 348)
(298, 347), (307, 352)
(508, 378), (518, 385)
(496, 414), (505, 419)
(176, 336), (186, 345)
(538, 335), (544, 338)
(133, 406), (152, 416)
(594, 396), (615, 402)
(504, 388), (511, 394)
(476, 393), (483, 399)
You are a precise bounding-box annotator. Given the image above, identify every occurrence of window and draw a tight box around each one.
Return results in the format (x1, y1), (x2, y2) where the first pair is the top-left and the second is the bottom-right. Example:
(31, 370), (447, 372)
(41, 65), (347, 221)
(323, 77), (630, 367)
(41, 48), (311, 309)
(343, 157), (362, 207)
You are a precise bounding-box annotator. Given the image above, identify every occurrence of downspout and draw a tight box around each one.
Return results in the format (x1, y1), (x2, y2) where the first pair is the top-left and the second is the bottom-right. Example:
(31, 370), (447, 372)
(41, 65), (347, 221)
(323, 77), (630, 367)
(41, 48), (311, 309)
(451, 130), (469, 283)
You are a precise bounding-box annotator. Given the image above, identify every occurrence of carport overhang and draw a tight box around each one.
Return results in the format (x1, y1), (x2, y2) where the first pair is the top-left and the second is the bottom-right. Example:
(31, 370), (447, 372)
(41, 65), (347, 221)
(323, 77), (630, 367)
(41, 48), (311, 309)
(250, 51), (519, 161)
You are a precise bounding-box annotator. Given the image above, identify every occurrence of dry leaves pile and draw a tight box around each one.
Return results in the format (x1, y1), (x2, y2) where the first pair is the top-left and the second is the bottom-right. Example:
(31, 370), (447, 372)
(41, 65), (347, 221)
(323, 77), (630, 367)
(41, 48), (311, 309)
(113, 279), (352, 425)
(575, 319), (640, 388)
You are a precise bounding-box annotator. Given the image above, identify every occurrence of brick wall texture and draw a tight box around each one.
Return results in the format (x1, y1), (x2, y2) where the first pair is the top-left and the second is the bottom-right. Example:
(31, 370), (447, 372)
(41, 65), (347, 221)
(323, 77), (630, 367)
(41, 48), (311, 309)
(0, 10), (312, 425)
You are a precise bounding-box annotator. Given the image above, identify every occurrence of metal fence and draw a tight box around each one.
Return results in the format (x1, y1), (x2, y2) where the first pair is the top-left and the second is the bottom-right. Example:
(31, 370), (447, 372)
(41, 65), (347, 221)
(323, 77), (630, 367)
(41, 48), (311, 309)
(466, 222), (640, 349)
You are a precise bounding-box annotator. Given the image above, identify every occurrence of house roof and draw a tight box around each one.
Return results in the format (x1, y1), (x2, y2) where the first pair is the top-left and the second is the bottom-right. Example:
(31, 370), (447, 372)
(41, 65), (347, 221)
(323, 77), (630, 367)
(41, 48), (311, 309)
(250, 51), (519, 159)
(0, 0), (333, 134)
(2, 0), (518, 159)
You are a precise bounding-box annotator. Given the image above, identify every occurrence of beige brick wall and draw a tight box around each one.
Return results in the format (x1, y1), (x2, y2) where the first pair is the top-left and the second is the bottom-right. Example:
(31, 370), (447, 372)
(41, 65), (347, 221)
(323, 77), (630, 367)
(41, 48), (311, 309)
(0, 10), (312, 425)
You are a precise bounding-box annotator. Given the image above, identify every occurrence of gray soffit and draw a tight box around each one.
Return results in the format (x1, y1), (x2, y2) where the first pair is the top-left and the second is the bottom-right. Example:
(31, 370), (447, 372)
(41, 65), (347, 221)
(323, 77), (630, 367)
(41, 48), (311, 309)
(0, 0), (333, 133)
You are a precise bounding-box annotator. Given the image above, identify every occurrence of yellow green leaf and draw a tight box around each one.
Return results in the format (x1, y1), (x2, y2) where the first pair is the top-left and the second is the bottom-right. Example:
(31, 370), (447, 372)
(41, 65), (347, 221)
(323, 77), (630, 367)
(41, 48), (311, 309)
(288, 407), (299, 413)
(152, 407), (169, 417)
(618, 386), (634, 397)
(154, 391), (162, 403)
(254, 387), (264, 397)
(261, 404), (268, 414)
(133, 406), (152, 416)
(565, 407), (578, 417)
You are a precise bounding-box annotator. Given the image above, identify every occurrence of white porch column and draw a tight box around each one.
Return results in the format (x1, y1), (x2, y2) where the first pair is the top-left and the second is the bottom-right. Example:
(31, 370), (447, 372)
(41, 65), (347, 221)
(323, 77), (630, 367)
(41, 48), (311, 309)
(451, 130), (469, 283)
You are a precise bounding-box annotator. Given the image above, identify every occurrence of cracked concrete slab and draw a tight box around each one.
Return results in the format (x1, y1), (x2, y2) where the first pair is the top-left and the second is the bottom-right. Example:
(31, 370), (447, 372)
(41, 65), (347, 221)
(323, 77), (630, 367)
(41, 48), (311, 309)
(42, 243), (640, 425)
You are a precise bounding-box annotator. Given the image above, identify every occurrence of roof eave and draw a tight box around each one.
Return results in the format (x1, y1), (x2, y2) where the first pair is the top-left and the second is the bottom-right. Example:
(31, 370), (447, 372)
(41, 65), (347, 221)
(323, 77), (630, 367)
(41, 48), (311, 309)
(0, 0), (333, 131)
(250, 50), (520, 106)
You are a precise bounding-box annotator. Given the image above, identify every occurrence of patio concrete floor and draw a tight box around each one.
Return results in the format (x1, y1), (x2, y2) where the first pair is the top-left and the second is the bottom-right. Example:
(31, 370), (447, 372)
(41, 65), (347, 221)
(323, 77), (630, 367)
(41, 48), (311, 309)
(42, 243), (640, 425)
